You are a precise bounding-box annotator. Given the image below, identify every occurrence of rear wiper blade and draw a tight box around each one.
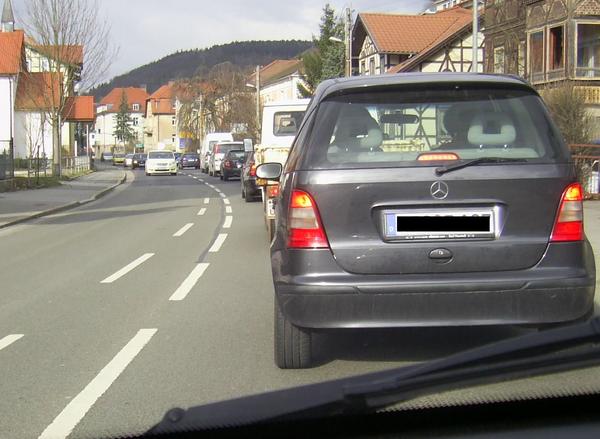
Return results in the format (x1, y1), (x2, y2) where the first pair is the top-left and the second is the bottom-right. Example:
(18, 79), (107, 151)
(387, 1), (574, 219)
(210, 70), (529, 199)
(148, 318), (600, 434)
(436, 157), (527, 176)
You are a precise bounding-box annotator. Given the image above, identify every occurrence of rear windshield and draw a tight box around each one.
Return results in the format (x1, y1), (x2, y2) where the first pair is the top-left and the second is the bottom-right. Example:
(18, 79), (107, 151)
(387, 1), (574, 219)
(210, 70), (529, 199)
(114, 153), (125, 158)
(215, 144), (243, 154)
(183, 153), (199, 159)
(134, 154), (145, 159)
(227, 150), (245, 159)
(273, 111), (305, 137)
(148, 151), (174, 159)
(304, 86), (566, 169)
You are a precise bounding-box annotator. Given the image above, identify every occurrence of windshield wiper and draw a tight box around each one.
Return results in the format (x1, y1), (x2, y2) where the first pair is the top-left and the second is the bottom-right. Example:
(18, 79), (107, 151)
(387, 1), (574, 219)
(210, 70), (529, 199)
(148, 318), (600, 435)
(435, 157), (527, 176)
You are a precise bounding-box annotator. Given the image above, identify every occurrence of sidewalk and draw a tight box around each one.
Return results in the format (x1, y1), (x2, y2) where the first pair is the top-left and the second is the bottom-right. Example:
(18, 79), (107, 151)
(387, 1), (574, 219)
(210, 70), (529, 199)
(0, 167), (127, 228)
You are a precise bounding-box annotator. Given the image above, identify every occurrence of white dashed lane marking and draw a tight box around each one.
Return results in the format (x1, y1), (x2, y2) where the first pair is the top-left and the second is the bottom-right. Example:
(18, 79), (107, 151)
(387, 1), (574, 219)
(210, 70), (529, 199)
(209, 234), (228, 253)
(100, 253), (154, 284)
(38, 329), (157, 439)
(225, 206), (232, 214)
(197, 208), (207, 216)
(223, 216), (233, 229)
(204, 198), (210, 204)
(223, 199), (230, 205)
(0, 334), (24, 352)
(169, 263), (210, 301)
(173, 223), (194, 237)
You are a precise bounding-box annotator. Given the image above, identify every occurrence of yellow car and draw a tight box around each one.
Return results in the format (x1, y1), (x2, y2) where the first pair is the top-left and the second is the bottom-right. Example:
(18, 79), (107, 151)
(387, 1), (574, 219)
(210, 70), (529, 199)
(112, 153), (125, 166)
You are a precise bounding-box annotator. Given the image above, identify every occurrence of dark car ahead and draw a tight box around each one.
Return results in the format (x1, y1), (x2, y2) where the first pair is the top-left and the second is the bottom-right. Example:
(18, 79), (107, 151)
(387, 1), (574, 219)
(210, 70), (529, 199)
(241, 151), (260, 202)
(220, 149), (245, 181)
(179, 152), (200, 169)
(132, 153), (146, 169)
(257, 73), (596, 369)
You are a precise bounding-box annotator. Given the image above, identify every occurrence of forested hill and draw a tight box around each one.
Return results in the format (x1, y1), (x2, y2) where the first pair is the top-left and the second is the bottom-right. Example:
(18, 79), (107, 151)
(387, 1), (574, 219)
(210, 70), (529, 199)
(91, 40), (313, 99)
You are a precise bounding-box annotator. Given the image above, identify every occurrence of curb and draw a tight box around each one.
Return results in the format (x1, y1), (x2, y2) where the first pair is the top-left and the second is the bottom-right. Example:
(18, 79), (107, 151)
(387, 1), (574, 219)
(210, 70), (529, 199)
(0, 172), (128, 230)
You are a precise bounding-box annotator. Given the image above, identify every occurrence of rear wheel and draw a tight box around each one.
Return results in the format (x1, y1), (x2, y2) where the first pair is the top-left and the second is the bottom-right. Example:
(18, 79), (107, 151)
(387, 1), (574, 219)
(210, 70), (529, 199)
(274, 296), (312, 369)
(242, 184), (246, 199)
(223, 173), (229, 182)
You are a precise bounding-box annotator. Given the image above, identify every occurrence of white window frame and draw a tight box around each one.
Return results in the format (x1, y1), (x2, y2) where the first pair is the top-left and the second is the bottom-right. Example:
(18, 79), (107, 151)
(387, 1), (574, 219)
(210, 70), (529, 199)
(132, 103), (140, 111)
(527, 27), (546, 83)
(575, 21), (600, 79)
(547, 23), (566, 78)
(493, 45), (505, 73)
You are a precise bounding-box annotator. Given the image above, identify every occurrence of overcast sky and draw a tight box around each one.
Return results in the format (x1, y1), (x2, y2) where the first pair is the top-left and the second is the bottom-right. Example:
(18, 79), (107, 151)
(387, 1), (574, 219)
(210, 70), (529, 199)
(13, 0), (431, 80)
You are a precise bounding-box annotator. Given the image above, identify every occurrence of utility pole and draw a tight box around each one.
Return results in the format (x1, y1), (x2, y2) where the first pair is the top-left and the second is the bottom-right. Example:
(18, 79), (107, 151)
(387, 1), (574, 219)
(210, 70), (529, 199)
(345, 7), (352, 77)
(472, 0), (479, 73)
(255, 65), (261, 136)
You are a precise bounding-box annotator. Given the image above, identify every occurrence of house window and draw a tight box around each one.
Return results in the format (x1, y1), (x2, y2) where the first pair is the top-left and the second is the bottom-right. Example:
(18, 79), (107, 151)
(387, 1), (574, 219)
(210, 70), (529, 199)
(132, 103), (140, 111)
(133, 118), (139, 126)
(549, 25), (564, 71)
(576, 23), (600, 78)
(529, 31), (545, 79)
(494, 46), (505, 73)
(172, 135), (176, 144)
(369, 58), (375, 75)
(172, 117), (176, 126)
(360, 60), (366, 75)
(172, 102), (177, 110)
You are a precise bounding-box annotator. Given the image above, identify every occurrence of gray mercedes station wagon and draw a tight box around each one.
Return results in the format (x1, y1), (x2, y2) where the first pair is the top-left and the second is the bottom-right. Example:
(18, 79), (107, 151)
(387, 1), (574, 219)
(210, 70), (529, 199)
(256, 73), (596, 369)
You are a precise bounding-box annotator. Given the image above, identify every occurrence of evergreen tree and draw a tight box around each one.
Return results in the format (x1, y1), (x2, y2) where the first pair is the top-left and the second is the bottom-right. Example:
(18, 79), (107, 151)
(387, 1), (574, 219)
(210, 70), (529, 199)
(298, 4), (345, 97)
(113, 90), (135, 146)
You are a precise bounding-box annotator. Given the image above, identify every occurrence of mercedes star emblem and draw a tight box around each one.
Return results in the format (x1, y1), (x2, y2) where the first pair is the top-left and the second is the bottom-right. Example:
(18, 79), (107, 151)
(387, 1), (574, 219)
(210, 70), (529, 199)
(430, 181), (449, 200)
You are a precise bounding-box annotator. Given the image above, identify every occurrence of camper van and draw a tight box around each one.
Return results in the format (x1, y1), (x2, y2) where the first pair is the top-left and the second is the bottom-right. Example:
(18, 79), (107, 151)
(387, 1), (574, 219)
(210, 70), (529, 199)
(200, 132), (234, 173)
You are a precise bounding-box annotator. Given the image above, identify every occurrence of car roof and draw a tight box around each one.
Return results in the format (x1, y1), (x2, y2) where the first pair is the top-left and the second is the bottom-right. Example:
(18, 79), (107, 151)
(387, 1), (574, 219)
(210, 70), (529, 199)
(312, 73), (534, 104)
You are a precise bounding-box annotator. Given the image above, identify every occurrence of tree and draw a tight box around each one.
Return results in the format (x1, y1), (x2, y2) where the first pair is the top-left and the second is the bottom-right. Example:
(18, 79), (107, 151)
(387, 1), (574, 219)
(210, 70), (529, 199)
(298, 4), (345, 97)
(544, 83), (594, 186)
(113, 90), (135, 147)
(23, 0), (117, 176)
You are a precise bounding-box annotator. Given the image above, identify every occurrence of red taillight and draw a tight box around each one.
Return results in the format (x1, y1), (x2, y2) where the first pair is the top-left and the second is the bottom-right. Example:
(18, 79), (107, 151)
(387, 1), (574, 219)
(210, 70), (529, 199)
(417, 152), (459, 161)
(267, 184), (280, 198)
(287, 189), (329, 249)
(551, 183), (584, 242)
(249, 164), (257, 177)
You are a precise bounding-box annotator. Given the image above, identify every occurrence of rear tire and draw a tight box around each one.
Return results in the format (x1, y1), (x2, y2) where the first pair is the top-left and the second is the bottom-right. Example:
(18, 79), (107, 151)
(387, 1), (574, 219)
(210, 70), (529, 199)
(223, 173), (229, 182)
(274, 296), (312, 369)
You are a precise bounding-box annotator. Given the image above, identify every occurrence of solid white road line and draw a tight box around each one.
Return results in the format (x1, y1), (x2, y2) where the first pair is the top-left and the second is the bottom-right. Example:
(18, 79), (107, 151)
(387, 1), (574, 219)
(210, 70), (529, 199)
(100, 253), (154, 284)
(0, 334), (24, 352)
(204, 198), (210, 204)
(169, 263), (210, 301)
(225, 206), (232, 214)
(38, 329), (157, 439)
(223, 199), (231, 205)
(173, 223), (194, 237)
(197, 208), (207, 216)
(223, 216), (233, 229)
(209, 234), (228, 253)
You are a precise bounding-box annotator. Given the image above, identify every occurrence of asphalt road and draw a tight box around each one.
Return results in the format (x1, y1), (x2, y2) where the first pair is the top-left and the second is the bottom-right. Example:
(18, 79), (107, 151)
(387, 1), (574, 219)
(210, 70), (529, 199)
(0, 168), (598, 438)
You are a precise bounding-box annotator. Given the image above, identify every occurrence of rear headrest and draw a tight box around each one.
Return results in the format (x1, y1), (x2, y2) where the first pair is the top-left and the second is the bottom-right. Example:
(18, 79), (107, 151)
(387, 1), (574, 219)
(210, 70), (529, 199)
(468, 112), (516, 146)
(360, 128), (383, 149)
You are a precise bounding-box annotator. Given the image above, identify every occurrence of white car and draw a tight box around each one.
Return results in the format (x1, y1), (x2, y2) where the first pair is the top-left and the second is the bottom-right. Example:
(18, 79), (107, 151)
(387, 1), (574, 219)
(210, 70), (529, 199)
(124, 153), (134, 168)
(145, 150), (178, 176)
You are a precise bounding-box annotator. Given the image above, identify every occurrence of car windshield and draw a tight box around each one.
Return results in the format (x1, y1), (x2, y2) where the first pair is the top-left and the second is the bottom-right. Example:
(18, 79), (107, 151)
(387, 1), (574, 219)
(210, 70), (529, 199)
(3, 2), (599, 439)
(148, 151), (174, 159)
(305, 86), (565, 169)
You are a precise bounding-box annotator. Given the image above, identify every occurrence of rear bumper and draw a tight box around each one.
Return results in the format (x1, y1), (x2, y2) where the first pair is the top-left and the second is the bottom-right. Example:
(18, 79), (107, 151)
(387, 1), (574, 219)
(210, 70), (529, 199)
(272, 241), (596, 329)
(224, 168), (241, 177)
(244, 178), (260, 195)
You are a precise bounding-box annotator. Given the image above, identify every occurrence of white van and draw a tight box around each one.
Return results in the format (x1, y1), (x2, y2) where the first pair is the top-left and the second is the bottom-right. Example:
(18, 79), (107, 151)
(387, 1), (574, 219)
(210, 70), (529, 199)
(200, 132), (234, 173)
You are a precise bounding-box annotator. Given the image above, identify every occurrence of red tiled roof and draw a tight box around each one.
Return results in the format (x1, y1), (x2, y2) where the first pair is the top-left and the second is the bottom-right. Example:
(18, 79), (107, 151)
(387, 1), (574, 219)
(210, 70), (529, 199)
(388, 8), (474, 73)
(248, 59), (303, 87)
(63, 96), (95, 122)
(99, 87), (150, 113)
(15, 72), (62, 110)
(356, 7), (472, 55)
(147, 83), (175, 115)
(0, 30), (25, 75)
(31, 44), (84, 66)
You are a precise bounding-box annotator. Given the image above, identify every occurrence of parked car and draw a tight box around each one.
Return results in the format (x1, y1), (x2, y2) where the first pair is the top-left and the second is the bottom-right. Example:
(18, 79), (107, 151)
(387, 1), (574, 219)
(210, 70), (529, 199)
(241, 151), (260, 202)
(209, 141), (243, 177)
(112, 153), (125, 166)
(146, 150), (177, 176)
(179, 153), (200, 169)
(257, 73), (596, 369)
(220, 149), (245, 181)
(100, 152), (113, 162)
(124, 153), (134, 168)
(132, 153), (146, 169)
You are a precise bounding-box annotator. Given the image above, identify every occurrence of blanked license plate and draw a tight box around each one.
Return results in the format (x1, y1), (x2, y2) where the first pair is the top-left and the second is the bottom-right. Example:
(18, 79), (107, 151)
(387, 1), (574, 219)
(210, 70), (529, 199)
(384, 208), (497, 240)
(267, 199), (276, 218)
